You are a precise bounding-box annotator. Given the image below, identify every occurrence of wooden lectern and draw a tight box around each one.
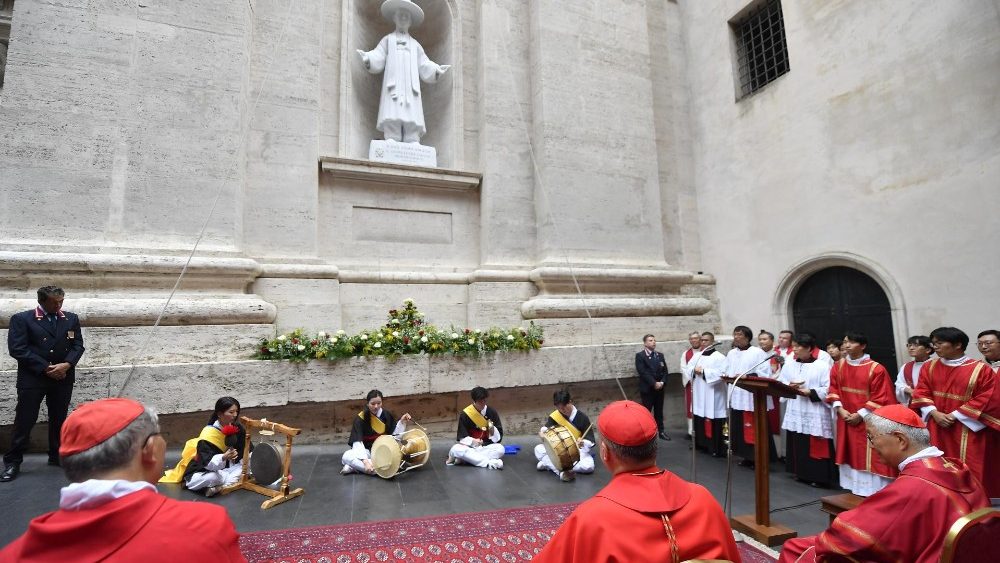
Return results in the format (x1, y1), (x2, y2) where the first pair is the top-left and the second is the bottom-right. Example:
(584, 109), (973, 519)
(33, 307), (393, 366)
(727, 375), (799, 546)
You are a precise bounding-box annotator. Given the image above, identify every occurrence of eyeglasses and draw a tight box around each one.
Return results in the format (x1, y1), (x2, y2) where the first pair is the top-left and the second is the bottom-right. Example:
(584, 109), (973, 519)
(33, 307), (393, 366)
(866, 433), (878, 445)
(977, 340), (1000, 348)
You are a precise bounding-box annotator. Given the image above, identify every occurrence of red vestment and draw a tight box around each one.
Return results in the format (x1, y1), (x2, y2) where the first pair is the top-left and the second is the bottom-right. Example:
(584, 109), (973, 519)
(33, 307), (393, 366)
(0, 489), (246, 562)
(778, 455), (989, 563)
(533, 466), (740, 563)
(910, 358), (996, 489)
(826, 358), (898, 478)
(976, 363), (1000, 497)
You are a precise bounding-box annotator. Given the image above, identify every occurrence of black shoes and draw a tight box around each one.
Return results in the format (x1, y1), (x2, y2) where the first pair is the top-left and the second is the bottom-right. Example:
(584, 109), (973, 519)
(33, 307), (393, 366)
(1, 463), (20, 482)
(47, 458), (61, 467)
(658, 431), (671, 441)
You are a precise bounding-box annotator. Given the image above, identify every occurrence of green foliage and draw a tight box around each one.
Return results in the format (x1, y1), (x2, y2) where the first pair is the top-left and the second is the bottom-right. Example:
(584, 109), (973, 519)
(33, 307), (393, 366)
(254, 299), (544, 363)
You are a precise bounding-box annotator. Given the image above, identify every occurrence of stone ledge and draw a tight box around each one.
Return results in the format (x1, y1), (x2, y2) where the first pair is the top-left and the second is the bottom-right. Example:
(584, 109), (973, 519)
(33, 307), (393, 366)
(0, 297), (276, 327)
(320, 156), (482, 191)
(0, 250), (261, 276)
(521, 297), (714, 319)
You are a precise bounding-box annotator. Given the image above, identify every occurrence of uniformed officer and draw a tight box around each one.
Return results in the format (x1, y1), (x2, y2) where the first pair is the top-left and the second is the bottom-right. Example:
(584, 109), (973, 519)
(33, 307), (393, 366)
(2, 286), (85, 482)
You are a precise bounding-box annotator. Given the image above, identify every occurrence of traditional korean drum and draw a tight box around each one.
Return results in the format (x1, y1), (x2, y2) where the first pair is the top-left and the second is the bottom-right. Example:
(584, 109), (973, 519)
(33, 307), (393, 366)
(250, 442), (284, 485)
(542, 425), (580, 472)
(370, 428), (432, 479)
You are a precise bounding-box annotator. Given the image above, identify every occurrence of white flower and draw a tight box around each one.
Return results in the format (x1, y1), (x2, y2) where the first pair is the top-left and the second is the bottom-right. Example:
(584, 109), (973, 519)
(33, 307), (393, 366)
(317, 331), (327, 338)
(506, 335), (514, 341)
(420, 336), (428, 343)
(336, 329), (346, 336)
(392, 331), (400, 337)
(331, 337), (338, 344)
(468, 338), (475, 345)
(451, 332), (460, 339)
(265, 348), (272, 353)
(391, 319), (400, 325)
(403, 298), (414, 304)
(374, 342), (382, 349)
(277, 334), (287, 341)
(417, 312), (424, 317)
(360, 334), (368, 340)
(475, 329), (481, 334)
(296, 344), (305, 351)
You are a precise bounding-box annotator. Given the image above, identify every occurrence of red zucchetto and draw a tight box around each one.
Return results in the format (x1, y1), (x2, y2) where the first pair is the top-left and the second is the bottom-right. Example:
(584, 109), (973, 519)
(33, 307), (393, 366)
(59, 398), (146, 457)
(598, 400), (658, 446)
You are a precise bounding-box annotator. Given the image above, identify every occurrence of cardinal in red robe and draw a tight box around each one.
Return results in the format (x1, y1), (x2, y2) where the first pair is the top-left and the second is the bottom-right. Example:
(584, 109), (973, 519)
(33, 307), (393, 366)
(0, 398), (245, 563)
(534, 400), (740, 563)
(778, 404), (989, 563)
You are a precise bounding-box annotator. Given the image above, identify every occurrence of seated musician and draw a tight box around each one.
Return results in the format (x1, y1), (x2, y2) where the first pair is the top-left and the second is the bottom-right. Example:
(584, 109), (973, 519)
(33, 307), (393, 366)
(534, 389), (595, 482)
(160, 396), (249, 497)
(446, 386), (505, 470)
(341, 389), (412, 475)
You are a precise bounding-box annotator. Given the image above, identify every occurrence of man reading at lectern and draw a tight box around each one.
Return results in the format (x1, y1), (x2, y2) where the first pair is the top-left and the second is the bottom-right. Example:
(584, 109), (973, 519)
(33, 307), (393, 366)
(777, 404), (988, 563)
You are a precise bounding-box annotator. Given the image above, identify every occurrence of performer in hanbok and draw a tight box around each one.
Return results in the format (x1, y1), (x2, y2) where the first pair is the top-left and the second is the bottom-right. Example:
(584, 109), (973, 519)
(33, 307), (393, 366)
(533, 401), (740, 563)
(1, 398), (245, 561)
(161, 396), (249, 497)
(895, 335), (932, 405)
(826, 332), (898, 495)
(683, 332), (727, 457)
(340, 389), (412, 475)
(447, 386), (504, 469)
(778, 404), (989, 563)
(911, 327), (996, 492)
(534, 390), (595, 482)
(678, 331), (703, 440)
(778, 333), (836, 487)
(725, 325), (775, 467)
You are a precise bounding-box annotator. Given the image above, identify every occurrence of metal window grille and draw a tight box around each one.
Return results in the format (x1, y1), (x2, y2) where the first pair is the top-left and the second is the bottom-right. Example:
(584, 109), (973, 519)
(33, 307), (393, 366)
(734, 0), (789, 98)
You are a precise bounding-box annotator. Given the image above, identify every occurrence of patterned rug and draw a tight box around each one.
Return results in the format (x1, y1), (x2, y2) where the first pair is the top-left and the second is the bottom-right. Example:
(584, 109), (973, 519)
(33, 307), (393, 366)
(239, 502), (778, 562)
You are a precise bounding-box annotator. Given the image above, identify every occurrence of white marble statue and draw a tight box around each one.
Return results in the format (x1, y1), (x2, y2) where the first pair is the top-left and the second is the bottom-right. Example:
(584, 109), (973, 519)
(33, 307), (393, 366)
(357, 0), (450, 144)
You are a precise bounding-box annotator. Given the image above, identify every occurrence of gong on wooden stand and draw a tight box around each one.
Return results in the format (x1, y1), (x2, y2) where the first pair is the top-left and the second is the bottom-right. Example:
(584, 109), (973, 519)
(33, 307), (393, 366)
(220, 415), (305, 510)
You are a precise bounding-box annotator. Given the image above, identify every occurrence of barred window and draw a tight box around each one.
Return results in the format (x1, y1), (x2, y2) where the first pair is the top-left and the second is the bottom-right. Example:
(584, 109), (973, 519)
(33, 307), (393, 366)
(0, 0), (13, 90)
(732, 0), (789, 99)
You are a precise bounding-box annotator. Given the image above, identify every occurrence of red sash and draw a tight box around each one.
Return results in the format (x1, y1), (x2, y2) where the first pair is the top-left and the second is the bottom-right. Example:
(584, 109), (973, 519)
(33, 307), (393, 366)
(705, 418), (713, 438)
(743, 411), (755, 445)
(903, 361), (915, 388)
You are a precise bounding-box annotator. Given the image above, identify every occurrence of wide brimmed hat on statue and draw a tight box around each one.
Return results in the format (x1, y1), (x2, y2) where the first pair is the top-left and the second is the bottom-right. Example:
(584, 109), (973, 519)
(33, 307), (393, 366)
(381, 0), (425, 27)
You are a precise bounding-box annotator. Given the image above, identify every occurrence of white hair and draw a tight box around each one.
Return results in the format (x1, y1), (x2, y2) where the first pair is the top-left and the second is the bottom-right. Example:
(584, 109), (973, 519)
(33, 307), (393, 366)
(863, 412), (930, 449)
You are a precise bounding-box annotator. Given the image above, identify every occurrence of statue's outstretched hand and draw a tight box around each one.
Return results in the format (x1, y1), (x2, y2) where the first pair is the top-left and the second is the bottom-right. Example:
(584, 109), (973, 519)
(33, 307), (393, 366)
(438, 65), (451, 75)
(356, 49), (369, 67)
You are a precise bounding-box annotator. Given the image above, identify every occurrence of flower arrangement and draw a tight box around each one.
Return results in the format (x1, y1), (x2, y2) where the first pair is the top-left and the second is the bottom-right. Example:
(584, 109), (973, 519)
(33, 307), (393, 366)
(254, 299), (544, 363)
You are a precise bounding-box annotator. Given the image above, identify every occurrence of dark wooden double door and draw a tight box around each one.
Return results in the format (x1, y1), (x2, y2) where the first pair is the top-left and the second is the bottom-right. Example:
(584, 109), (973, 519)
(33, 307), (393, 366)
(792, 266), (897, 370)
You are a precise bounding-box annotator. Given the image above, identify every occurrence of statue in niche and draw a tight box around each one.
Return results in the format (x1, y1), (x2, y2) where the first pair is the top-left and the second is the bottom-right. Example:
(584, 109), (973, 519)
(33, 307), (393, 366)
(357, 0), (450, 145)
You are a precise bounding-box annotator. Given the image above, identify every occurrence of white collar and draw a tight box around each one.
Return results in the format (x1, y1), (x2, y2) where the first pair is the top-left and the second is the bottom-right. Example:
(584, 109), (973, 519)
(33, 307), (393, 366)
(898, 446), (944, 470)
(60, 479), (156, 510)
(940, 355), (970, 367)
(565, 406), (578, 422)
(846, 354), (870, 366)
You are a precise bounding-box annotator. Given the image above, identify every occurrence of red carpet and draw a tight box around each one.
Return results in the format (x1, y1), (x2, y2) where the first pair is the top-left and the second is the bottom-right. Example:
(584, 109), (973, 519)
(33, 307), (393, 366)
(240, 503), (777, 562)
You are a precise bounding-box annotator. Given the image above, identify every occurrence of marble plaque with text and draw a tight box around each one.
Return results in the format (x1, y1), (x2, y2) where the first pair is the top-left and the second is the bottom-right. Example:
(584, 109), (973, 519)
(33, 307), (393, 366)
(368, 140), (437, 167)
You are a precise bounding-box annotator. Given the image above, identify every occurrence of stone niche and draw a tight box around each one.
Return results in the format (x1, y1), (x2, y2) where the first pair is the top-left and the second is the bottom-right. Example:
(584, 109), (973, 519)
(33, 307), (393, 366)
(346, 0), (461, 168)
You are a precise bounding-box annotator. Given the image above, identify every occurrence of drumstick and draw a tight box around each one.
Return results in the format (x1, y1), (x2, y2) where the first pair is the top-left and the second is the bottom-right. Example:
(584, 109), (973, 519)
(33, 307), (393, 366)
(410, 419), (428, 431)
(580, 422), (593, 441)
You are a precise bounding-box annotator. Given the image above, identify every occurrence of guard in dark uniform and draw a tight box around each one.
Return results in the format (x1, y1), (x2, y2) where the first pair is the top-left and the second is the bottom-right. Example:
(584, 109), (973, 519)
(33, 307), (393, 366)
(3, 286), (85, 482)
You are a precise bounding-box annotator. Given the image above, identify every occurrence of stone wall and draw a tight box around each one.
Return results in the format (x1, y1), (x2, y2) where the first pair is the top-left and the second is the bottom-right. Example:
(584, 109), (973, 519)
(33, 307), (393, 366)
(682, 0), (1000, 347)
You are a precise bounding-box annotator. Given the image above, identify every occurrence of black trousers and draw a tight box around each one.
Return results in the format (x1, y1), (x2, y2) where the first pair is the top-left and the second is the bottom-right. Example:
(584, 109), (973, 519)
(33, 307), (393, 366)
(693, 415), (726, 456)
(785, 430), (838, 487)
(3, 382), (73, 465)
(639, 388), (665, 432)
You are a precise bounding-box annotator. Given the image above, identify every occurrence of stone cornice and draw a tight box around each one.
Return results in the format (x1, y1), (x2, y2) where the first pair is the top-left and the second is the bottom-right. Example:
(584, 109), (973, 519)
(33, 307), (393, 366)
(320, 156), (482, 191)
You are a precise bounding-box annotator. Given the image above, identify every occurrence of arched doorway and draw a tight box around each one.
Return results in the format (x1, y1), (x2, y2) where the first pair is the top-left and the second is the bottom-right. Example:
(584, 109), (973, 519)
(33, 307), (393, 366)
(792, 266), (897, 369)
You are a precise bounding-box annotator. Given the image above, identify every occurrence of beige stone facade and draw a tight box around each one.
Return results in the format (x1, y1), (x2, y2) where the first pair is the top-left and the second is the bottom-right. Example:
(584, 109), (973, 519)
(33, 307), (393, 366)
(1, 1), (997, 439)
